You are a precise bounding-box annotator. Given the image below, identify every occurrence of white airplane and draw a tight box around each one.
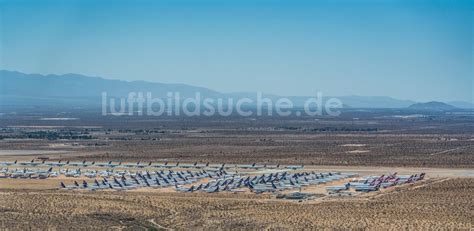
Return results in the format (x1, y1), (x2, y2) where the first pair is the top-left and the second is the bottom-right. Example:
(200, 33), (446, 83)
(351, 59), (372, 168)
(354, 181), (381, 192)
(64, 169), (81, 177)
(137, 162), (153, 168)
(96, 161), (121, 168)
(69, 161), (85, 167)
(326, 183), (351, 193)
(84, 171), (97, 178)
(266, 164), (281, 169)
(49, 171), (59, 177)
(60, 181), (80, 190)
(286, 165), (304, 170)
(0, 160), (17, 166)
(205, 185), (220, 193)
(35, 167), (54, 179)
(180, 162), (199, 169)
(239, 163), (261, 169)
(123, 161), (141, 168)
(45, 160), (67, 167)
(175, 185), (196, 192)
(20, 159), (41, 167)
(194, 162), (210, 169)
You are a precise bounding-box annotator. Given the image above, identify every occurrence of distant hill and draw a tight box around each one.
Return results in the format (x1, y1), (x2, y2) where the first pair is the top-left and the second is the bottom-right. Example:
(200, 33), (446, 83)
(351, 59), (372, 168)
(408, 101), (457, 111)
(0, 70), (221, 97)
(0, 70), (468, 109)
(225, 93), (410, 108)
(337, 95), (415, 108)
(0, 70), (222, 106)
(448, 101), (474, 109)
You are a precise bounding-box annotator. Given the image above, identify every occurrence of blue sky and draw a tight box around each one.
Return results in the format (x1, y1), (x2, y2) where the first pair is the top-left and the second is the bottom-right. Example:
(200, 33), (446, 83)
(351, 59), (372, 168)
(0, 0), (472, 102)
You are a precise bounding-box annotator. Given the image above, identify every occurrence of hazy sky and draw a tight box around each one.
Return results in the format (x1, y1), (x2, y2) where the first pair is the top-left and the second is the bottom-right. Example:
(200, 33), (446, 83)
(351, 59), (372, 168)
(1, 0), (472, 102)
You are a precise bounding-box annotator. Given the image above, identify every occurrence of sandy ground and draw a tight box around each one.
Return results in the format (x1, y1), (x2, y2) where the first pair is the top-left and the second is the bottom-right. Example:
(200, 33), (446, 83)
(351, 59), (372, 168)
(0, 150), (74, 156)
(0, 177), (471, 230)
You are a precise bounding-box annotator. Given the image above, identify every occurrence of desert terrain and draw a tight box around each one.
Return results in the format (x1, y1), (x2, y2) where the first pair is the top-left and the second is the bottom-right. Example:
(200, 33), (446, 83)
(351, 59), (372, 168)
(0, 109), (473, 230)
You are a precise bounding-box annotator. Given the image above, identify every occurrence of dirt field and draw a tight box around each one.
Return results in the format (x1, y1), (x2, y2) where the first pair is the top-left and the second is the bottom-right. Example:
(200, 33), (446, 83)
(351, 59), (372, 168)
(1, 131), (473, 168)
(0, 177), (471, 230)
(1, 110), (473, 168)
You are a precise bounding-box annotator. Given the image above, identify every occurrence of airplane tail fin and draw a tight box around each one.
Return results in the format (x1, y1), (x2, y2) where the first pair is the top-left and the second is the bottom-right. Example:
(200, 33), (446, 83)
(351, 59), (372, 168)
(378, 175), (385, 181)
(420, 172), (426, 180)
(394, 178), (400, 185)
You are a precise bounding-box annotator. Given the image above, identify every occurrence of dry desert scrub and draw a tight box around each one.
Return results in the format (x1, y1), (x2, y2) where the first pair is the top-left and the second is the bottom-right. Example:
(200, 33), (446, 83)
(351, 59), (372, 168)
(0, 178), (472, 230)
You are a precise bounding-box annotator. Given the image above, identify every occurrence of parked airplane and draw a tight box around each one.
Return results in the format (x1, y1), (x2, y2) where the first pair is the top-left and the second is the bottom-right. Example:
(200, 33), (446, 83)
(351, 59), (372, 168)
(0, 160), (17, 166)
(326, 183), (351, 193)
(286, 165), (304, 170)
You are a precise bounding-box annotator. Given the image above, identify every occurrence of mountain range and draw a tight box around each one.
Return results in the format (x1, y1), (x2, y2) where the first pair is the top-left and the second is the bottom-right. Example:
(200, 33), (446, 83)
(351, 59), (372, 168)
(408, 101), (457, 111)
(0, 70), (472, 109)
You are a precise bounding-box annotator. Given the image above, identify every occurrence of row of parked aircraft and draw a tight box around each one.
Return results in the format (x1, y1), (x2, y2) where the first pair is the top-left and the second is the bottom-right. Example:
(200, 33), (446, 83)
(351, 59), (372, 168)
(0, 159), (304, 170)
(325, 172), (426, 193)
(60, 169), (355, 194)
(0, 167), (58, 179)
(176, 171), (356, 194)
(0, 166), (229, 180)
(61, 169), (233, 191)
